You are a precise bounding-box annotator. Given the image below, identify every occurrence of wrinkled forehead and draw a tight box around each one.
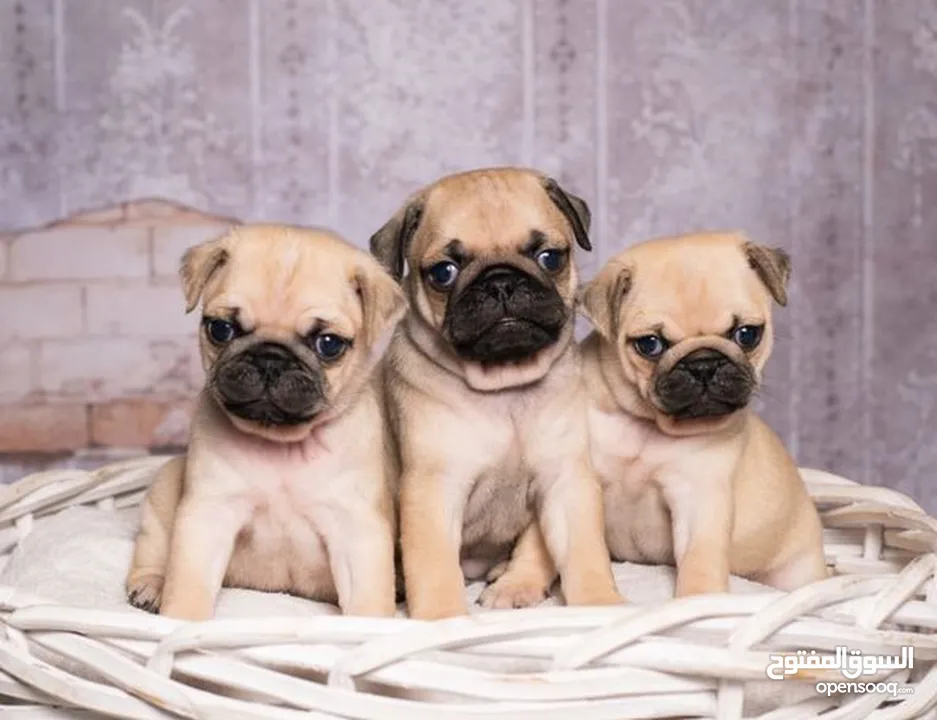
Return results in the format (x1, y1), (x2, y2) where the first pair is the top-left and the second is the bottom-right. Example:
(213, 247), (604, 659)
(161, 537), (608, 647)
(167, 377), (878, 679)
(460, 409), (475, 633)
(205, 242), (362, 336)
(418, 180), (565, 254)
(624, 253), (771, 336)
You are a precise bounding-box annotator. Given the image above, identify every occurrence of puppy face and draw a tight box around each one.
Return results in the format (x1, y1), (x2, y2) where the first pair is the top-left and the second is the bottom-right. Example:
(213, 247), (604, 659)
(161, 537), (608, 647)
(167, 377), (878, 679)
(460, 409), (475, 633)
(370, 168), (592, 390)
(181, 225), (407, 442)
(581, 232), (790, 435)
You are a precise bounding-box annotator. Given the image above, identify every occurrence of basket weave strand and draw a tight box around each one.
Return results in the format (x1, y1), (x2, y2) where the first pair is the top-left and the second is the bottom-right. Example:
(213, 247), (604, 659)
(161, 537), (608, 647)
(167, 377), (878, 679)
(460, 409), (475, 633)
(0, 457), (934, 718)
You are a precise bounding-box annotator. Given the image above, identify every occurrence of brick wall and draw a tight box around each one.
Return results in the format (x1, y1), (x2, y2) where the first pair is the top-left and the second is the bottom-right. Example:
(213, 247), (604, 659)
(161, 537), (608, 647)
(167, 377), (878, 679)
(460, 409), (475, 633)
(0, 199), (238, 480)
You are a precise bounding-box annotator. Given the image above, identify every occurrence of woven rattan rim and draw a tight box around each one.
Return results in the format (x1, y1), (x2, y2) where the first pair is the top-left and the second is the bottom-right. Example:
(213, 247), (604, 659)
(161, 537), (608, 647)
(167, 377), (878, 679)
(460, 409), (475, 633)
(0, 455), (935, 719)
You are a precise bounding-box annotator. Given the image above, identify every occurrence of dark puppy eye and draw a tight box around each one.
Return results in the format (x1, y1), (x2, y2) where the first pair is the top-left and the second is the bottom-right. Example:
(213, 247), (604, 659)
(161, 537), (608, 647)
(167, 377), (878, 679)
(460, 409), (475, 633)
(314, 333), (348, 361)
(535, 249), (566, 273)
(426, 261), (460, 290)
(633, 334), (667, 359)
(732, 324), (763, 350)
(204, 318), (240, 345)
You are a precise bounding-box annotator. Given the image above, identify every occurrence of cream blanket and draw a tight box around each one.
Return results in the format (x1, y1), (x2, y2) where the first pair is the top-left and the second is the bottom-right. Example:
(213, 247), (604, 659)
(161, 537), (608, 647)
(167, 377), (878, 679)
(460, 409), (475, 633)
(1, 505), (815, 713)
(2, 504), (772, 613)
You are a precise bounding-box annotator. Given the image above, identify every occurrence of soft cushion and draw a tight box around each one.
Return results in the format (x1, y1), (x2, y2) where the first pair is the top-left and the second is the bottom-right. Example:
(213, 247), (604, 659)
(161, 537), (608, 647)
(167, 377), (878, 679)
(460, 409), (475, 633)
(0, 505), (816, 714)
(1, 505), (768, 615)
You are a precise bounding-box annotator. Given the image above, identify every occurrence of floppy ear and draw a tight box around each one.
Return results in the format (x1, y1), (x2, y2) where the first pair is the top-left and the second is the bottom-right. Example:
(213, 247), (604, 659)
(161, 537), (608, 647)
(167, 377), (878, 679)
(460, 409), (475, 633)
(744, 242), (791, 307)
(542, 177), (592, 251)
(355, 260), (409, 352)
(578, 260), (632, 340)
(368, 199), (425, 281)
(179, 236), (229, 313)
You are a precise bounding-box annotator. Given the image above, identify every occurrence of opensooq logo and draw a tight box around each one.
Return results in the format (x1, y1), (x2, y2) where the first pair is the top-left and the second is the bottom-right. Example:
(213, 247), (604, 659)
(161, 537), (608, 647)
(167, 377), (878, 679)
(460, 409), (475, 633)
(766, 646), (914, 681)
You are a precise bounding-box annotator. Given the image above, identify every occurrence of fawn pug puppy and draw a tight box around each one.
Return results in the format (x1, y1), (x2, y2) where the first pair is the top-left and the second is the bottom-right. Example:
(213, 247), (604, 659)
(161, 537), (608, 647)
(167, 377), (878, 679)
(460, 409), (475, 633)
(125, 225), (407, 620)
(574, 232), (827, 595)
(370, 167), (622, 620)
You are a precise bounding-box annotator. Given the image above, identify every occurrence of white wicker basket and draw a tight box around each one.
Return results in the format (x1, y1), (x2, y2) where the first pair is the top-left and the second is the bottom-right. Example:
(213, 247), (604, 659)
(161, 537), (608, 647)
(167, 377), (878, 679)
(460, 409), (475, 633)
(0, 456), (935, 719)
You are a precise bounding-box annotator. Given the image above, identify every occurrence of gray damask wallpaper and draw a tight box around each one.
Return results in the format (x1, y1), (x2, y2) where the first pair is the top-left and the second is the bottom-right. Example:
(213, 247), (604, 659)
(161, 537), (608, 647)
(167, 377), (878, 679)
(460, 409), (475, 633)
(1, 1), (936, 506)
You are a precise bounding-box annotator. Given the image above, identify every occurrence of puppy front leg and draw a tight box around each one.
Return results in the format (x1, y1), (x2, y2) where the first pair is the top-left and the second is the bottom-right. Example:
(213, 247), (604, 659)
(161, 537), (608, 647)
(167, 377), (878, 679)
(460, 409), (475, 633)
(126, 456), (185, 612)
(667, 483), (733, 597)
(538, 458), (623, 606)
(327, 508), (397, 617)
(159, 497), (248, 621)
(400, 471), (468, 620)
(479, 521), (557, 609)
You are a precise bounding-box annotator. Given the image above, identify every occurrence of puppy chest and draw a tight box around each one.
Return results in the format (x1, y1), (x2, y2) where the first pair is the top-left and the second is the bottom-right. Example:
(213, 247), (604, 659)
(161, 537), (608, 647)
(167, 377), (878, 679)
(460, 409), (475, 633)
(591, 433), (652, 499)
(590, 406), (644, 458)
(461, 462), (533, 553)
(602, 477), (674, 565)
(225, 491), (335, 600)
(589, 410), (674, 564)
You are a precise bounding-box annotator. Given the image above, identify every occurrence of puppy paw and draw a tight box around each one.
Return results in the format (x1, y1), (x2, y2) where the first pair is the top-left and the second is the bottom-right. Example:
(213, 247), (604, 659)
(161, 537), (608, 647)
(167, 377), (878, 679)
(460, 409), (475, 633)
(576, 588), (627, 606)
(674, 586), (709, 598)
(565, 580), (626, 606)
(484, 561), (510, 584)
(674, 577), (729, 598)
(479, 573), (549, 610)
(127, 573), (164, 613)
(342, 596), (398, 618)
(407, 597), (469, 620)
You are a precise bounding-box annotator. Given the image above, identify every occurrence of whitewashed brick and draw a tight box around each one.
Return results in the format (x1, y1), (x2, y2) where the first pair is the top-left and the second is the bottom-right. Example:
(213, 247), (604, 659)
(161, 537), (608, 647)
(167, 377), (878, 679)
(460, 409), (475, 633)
(0, 285), (83, 341)
(10, 225), (150, 281)
(90, 398), (193, 448)
(38, 338), (195, 401)
(85, 285), (195, 337)
(0, 403), (88, 452)
(124, 199), (184, 221)
(0, 345), (34, 402)
(55, 204), (126, 225)
(126, 199), (235, 223)
(152, 223), (233, 278)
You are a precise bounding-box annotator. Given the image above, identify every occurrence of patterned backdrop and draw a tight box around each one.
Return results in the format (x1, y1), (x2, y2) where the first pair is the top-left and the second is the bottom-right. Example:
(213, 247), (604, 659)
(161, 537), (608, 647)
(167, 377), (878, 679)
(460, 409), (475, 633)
(1, 1), (936, 507)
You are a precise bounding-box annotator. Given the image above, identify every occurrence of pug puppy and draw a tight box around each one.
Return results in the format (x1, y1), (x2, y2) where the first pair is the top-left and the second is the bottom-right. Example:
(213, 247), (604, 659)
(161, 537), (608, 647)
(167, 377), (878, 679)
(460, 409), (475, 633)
(125, 225), (407, 619)
(370, 167), (622, 619)
(573, 232), (828, 595)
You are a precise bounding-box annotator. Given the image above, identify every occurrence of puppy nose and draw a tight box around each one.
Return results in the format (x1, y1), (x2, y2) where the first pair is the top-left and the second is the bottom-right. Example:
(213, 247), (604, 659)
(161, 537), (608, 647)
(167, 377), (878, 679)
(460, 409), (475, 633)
(681, 349), (727, 382)
(480, 266), (517, 301)
(269, 372), (323, 414)
(250, 344), (293, 373)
